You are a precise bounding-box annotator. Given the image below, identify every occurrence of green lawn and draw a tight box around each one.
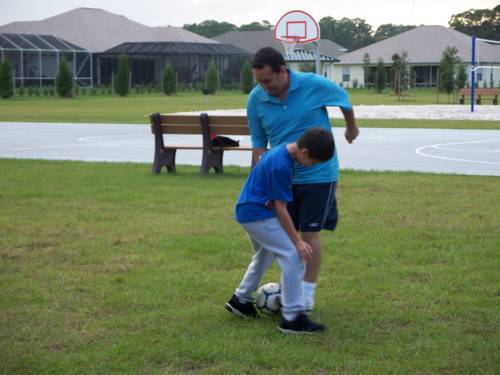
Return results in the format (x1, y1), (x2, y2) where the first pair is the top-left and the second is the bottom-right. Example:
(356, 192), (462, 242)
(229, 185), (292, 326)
(0, 90), (498, 129)
(1, 159), (498, 374)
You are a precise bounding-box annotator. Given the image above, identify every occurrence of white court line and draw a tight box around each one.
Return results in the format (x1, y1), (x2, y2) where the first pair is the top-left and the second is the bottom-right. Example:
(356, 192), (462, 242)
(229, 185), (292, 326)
(415, 139), (500, 165)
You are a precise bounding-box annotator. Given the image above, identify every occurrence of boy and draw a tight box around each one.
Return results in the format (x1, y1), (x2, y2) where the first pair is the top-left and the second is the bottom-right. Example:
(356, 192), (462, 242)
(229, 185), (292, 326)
(225, 127), (335, 334)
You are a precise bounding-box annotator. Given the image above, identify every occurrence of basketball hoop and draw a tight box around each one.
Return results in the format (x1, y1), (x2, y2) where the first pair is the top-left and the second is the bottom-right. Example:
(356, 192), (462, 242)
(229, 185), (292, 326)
(281, 37), (301, 57)
(274, 10), (320, 57)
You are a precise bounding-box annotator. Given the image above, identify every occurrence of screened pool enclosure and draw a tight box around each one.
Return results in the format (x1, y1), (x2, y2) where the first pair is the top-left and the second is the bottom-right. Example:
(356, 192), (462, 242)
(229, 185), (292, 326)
(0, 33), (92, 87)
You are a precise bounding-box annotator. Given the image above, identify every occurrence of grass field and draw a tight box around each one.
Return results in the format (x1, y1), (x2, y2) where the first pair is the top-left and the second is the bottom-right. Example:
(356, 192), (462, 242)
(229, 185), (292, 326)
(1, 90), (498, 129)
(1, 159), (498, 374)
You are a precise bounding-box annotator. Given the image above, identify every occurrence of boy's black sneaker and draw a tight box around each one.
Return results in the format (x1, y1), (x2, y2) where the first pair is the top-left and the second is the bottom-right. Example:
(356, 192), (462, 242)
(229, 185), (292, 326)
(225, 295), (257, 318)
(278, 313), (325, 334)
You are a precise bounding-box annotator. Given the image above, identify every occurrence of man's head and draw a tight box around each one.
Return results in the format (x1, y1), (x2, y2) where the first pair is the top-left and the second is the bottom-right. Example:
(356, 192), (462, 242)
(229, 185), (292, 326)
(296, 127), (335, 166)
(251, 47), (288, 98)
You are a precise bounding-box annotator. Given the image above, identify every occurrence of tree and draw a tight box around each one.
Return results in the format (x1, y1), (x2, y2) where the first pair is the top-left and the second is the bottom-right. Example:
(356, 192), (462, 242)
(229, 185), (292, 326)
(240, 61), (253, 94)
(114, 54), (130, 97)
(439, 47), (461, 102)
(449, 5), (500, 40)
(319, 17), (337, 43)
(362, 53), (371, 87)
(205, 62), (219, 94)
(0, 60), (13, 99)
(391, 51), (408, 97)
(239, 20), (272, 31)
(319, 17), (373, 51)
(183, 20), (237, 38)
(162, 64), (177, 95)
(56, 59), (73, 98)
(374, 58), (386, 93)
(374, 24), (415, 42)
(457, 63), (467, 90)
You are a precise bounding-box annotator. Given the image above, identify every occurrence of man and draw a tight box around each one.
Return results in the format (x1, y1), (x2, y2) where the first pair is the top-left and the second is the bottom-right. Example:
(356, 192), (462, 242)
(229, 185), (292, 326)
(247, 47), (359, 314)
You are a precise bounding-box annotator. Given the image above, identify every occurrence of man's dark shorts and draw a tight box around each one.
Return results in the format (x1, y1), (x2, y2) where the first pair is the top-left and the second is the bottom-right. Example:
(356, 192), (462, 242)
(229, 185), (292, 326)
(288, 182), (338, 233)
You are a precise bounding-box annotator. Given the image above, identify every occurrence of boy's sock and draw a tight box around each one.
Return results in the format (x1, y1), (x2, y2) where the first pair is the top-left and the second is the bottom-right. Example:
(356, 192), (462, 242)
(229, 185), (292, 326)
(282, 311), (299, 322)
(302, 281), (317, 311)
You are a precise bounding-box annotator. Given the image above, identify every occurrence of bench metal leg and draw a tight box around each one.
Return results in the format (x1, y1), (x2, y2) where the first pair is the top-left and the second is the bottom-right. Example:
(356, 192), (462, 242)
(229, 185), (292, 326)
(152, 148), (176, 174)
(201, 149), (224, 175)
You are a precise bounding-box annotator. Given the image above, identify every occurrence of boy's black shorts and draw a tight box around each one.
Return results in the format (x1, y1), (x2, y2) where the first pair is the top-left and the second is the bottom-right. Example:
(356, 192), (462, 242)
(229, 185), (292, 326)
(288, 182), (338, 233)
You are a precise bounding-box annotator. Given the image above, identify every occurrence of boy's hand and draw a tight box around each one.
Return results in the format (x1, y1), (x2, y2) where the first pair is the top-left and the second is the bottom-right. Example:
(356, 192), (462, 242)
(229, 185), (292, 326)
(295, 240), (313, 263)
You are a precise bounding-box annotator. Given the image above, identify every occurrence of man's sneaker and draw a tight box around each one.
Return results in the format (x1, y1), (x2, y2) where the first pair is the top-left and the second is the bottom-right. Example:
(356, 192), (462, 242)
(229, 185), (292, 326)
(278, 313), (325, 334)
(225, 295), (257, 318)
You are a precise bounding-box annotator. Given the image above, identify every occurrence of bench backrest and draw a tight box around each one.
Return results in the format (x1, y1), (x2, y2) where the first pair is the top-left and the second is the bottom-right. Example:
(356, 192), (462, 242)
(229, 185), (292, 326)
(150, 113), (250, 152)
(458, 88), (500, 96)
(150, 114), (249, 135)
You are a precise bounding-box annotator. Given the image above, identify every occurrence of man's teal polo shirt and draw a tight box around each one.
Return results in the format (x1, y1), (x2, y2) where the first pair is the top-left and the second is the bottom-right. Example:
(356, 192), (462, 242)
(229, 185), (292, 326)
(247, 70), (352, 184)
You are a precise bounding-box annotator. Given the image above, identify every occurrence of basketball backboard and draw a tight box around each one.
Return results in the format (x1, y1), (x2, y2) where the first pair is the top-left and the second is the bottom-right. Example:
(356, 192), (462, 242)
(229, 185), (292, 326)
(274, 10), (320, 44)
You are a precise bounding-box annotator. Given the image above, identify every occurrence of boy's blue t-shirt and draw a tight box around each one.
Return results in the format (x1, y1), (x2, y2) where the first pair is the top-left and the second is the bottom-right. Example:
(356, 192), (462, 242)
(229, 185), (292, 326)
(247, 70), (352, 184)
(235, 144), (294, 223)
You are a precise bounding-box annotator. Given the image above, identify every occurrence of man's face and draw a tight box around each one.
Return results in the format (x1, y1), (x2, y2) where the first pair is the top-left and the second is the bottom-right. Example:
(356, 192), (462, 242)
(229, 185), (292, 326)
(252, 65), (288, 98)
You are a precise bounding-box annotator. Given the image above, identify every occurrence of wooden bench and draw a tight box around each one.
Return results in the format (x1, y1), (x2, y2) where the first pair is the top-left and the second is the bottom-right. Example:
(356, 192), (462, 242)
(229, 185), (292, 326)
(459, 88), (499, 105)
(150, 112), (252, 174)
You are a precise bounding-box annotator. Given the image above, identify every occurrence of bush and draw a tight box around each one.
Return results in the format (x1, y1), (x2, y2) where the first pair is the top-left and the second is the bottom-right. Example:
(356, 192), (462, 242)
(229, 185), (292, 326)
(0, 60), (14, 99)
(56, 59), (73, 97)
(205, 62), (219, 94)
(352, 78), (359, 89)
(113, 54), (130, 97)
(18, 86), (24, 96)
(240, 61), (253, 94)
(162, 65), (177, 95)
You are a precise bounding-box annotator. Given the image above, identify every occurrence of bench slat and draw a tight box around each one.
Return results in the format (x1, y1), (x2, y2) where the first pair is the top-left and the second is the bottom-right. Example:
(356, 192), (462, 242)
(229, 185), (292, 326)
(157, 114), (248, 126)
(151, 123), (250, 135)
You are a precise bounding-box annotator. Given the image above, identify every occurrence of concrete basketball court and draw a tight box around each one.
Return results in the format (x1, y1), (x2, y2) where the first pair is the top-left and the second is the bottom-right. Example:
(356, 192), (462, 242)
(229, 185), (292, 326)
(1, 119), (499, 176)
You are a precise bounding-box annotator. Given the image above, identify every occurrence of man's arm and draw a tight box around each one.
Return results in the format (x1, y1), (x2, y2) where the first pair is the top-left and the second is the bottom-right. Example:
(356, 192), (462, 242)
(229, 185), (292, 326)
(341, 107), (359, 144)
(252, 148), (267, 167)
(274, 200), (312, 263)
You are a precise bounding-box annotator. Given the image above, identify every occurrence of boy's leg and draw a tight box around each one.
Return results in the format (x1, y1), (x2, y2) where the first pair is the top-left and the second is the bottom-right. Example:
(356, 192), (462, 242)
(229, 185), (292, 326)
(234, 235), (275, 303)
(241, 219), (305, 319)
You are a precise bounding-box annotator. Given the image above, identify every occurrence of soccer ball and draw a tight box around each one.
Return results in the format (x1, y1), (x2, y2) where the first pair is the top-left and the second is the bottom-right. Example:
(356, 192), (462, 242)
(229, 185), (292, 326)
(255, 282), (281, 315)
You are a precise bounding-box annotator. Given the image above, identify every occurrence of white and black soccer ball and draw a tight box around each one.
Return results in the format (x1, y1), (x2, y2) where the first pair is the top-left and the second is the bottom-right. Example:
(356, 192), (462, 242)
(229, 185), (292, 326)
(255, 282), (281, 315)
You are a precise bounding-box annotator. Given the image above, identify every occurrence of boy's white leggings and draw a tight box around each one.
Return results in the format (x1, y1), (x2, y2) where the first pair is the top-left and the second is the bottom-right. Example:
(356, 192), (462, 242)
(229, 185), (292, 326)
(235, 217), (305, 316)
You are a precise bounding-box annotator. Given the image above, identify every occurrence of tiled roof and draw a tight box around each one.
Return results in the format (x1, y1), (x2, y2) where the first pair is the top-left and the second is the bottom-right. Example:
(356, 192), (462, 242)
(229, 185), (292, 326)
(0, 8), (219, 53)
(213, 30), (347, 58)
(338, 25), (500, 64)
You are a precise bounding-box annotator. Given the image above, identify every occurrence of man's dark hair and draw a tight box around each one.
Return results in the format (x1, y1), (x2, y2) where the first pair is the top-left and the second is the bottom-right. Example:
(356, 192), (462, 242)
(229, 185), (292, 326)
(251, 47), (286, 73)
(297, 127), (335, 162)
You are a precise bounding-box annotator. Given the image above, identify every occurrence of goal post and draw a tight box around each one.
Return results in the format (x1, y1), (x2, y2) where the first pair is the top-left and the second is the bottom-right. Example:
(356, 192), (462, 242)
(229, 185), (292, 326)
(470, 34), (500, 112)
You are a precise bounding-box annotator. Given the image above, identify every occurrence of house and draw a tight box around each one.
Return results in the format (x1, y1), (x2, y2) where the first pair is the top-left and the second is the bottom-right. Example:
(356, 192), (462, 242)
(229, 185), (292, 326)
(0, 8), (251, 87)
(334, 25), (500, 88)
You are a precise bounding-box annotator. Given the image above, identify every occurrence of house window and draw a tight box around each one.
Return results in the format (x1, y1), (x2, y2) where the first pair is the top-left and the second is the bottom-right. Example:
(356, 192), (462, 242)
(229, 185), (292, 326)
(476, 71), (483, 81)
(342, 66), (350, 82)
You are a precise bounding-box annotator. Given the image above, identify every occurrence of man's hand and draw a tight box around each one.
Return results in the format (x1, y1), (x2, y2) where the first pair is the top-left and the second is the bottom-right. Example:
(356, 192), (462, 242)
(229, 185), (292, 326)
(294, 239), (313, 263)
(345, 125), (359, 144)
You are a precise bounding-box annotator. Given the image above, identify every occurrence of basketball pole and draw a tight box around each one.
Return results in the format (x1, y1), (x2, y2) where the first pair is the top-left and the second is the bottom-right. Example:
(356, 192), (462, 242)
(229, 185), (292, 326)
(314, 41), (320, 75)
(471, 34), (476, 113)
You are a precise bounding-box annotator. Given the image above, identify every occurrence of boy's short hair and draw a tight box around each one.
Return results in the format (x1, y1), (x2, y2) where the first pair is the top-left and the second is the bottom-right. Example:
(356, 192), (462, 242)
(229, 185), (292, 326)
(297, 127), (335, 162)
(251, 47), (286, 73)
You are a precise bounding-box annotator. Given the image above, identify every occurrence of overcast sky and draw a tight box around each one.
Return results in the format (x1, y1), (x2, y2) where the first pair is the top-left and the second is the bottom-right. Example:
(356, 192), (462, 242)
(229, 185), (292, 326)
(1, 0), (498, 30)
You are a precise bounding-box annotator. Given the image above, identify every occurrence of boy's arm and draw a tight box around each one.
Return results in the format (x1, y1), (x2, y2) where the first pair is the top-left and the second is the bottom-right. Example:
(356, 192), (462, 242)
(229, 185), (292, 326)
(274, 200), (312, 263)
